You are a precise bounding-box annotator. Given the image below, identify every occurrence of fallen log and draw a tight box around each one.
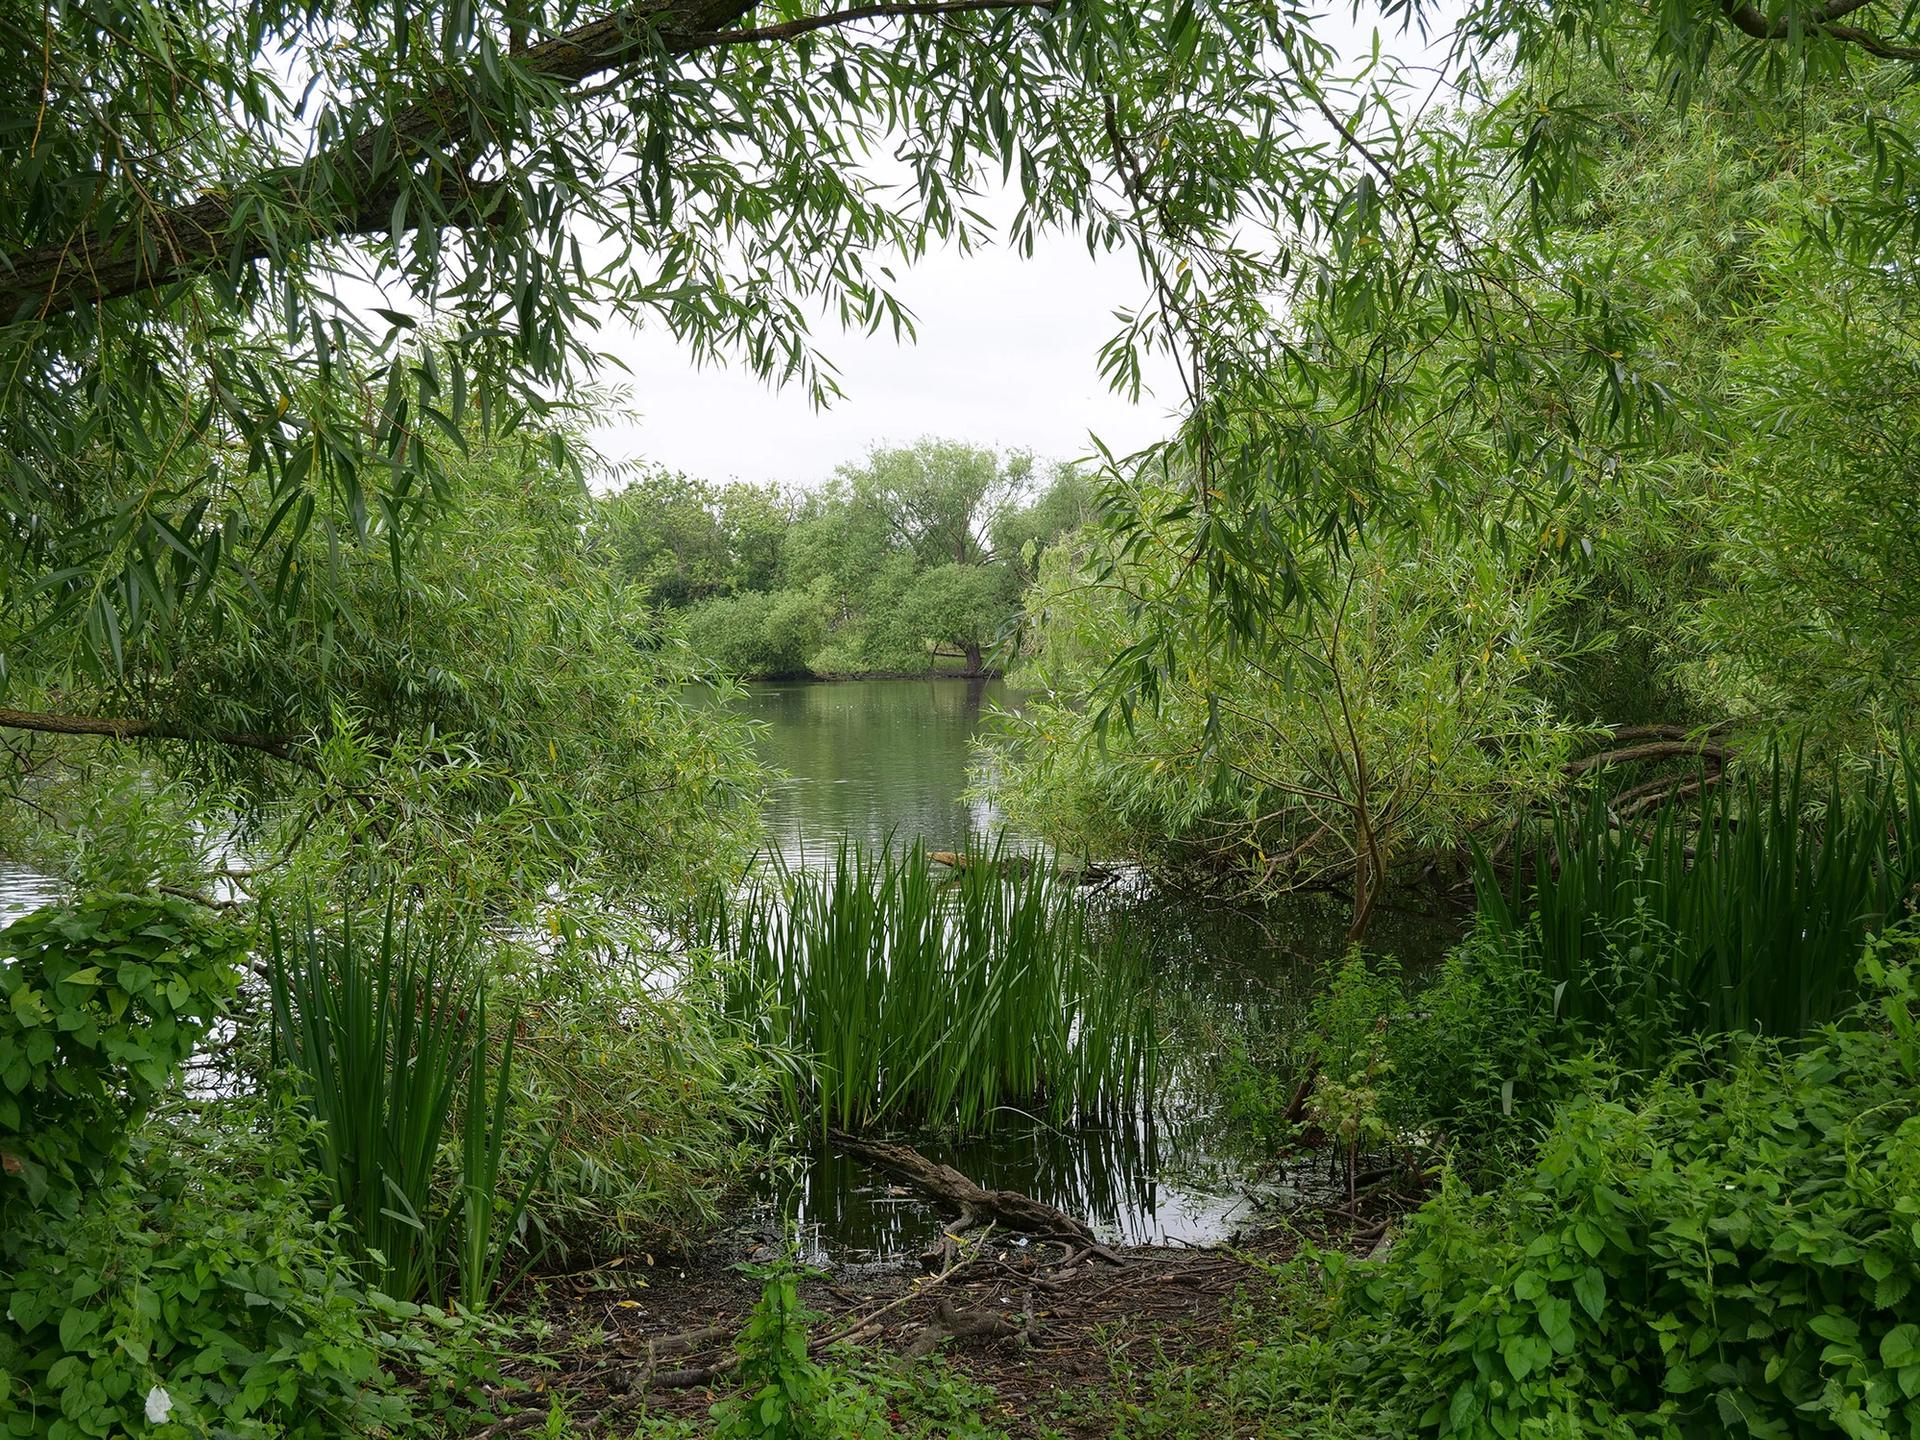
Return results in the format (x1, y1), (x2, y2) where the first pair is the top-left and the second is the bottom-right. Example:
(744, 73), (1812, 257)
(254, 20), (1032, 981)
(828, 1130), (1099, 1246)
(926, 850), (1117, 885)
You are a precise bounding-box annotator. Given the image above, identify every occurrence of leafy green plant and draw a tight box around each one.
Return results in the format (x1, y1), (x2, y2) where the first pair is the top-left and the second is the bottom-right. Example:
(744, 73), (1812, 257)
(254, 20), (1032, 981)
(266, 902), (542, 1306)
(713, 1265), (824, 1440)
(1477, 749), (1920, 1039)
(0, 1094), (422, 1440)
(694, 1263), (1011, 1440)
(0, 893), (245, 1210)
(698, 838), (1155, 1135)
(1231, 935), (1920, 1440)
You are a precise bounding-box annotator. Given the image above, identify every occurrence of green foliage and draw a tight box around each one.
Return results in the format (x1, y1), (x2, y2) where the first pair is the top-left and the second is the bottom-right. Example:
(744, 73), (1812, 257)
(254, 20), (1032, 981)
(1381, 928), (1579, 1180)
(683, 589), (833, 679)
(266, 904), (541, 1307)
(1246, 944), (1920, 1440)
(713, 1266), (823, 1440)
(0, 1097), (425, 1440)
(595, 471), (794, 608)
(652, 444), (1083, 678)
(996, 512), (1581, 933)
(700, 840), (1155, 1134)
(0, 894), (244, 1210)
(1, 0), (1426, 694)
(1111, 940), (1920, 1440)
(1477, 752), (1920, 1043)
(5, 429), (765, 938)
(497, 956), (782, 1259)
(691, 1264), (1011, 1440)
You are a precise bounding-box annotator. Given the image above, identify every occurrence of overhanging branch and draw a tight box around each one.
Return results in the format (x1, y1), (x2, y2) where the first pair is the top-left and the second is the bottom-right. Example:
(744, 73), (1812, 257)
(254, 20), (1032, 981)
(0, 707), (302, 763)
(1722, 0), (1920, 62)
(2, 0), (1060, 322)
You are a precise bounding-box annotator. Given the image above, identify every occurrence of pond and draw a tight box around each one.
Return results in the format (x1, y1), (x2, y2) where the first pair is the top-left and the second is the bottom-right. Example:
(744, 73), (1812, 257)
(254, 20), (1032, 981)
(728, 678), (1461, 1263)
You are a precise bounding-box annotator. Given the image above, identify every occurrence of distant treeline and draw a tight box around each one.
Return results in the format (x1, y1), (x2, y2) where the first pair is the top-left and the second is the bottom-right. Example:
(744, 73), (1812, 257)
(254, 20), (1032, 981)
(595, 439), (1091, 677)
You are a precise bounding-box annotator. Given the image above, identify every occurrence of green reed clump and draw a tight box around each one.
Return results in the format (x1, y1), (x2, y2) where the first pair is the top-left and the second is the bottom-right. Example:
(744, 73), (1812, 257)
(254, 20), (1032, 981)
(267, 903), (543, 1307)
(696, 840), (1155, 1135)
(1476, 747), (1919, 1044)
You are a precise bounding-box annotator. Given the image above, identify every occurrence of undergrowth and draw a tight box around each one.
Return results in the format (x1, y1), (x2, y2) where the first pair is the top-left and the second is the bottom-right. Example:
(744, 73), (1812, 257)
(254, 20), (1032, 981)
(1121, 935), (1920, 1440)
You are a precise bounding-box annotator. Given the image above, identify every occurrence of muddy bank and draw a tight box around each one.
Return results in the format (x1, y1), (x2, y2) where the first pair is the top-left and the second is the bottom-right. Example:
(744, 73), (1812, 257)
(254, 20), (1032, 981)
(475, 1190), (1404, 1439)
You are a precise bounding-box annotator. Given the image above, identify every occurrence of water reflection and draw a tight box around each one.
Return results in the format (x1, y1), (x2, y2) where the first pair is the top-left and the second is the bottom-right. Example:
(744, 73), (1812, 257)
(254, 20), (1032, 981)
(781, 1114), (1265, 1263)
(0, 864), (61, 924)
(734, 677), (1019, 867)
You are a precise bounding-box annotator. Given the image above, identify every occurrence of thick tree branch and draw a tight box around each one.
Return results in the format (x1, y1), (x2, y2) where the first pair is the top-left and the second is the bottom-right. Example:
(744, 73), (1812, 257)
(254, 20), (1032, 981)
(0, 707), (301, 763)
(1722, 0), (1920, 62)
(1, 0), (1057, 322)
(680, 0), (1055, 49)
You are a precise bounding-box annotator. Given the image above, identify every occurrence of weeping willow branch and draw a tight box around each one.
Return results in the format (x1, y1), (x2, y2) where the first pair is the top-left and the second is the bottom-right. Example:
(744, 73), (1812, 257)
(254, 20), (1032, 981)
(0, 0), (1064, 321)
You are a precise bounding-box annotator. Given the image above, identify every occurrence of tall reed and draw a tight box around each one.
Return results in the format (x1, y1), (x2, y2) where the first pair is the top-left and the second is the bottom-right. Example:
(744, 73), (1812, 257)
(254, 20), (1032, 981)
(267, 903), (542, 1306)
(1475, 748), (1919, 1044)
(696, 840), (1155, 1135)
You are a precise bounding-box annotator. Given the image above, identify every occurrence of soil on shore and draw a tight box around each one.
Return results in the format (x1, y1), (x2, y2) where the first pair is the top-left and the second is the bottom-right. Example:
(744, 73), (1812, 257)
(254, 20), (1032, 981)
(472, 1201), (1398, 1439)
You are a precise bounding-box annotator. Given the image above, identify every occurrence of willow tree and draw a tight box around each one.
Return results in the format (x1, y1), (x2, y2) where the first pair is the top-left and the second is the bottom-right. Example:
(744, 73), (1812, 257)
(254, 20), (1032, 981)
(0, 0), (1382, 904)
(10, 0), (1920, 903)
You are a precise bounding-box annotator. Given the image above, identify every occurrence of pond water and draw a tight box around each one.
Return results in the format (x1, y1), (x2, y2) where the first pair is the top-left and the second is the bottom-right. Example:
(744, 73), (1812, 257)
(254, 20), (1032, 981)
(0, 864), (62, 924)
(728, 678), (1461, 1262)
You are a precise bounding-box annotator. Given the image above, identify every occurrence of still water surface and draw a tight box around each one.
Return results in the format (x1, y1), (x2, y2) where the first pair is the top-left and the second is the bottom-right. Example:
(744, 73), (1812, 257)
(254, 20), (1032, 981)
(743, 676), (1018, 867)
(728, 678), (1458, 1261)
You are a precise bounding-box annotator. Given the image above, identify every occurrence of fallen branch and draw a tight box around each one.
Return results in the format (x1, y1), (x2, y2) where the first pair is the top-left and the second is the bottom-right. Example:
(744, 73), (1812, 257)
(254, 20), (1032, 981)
(1566, 738), (1730, 777)
(903, 1299), (1026, 1357)
(828, 1130), (1099, 1246)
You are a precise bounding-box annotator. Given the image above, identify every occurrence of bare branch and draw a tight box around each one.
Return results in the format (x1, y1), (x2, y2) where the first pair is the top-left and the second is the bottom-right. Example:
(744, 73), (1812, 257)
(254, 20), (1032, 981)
(1721, 0), (1920, 62)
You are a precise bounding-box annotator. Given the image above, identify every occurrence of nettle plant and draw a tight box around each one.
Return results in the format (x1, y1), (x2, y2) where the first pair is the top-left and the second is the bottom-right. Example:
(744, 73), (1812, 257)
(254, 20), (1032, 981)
(0, 893), (246, 1210)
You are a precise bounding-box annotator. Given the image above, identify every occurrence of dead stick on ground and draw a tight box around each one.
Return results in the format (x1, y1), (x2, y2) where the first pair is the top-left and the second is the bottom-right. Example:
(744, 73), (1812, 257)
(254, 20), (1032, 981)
(814, 1226), (992, 1349)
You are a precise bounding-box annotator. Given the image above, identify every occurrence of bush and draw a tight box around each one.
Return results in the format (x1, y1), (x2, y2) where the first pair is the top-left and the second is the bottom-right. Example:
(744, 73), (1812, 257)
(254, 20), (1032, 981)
(0, 1094), (432, 1440)
(497, 955), (781, 1260)
(682, 590), (826, 676)
(0, 894), (245, 1211)
(1237, 936), (1920, 1439)
(1383, 926), (1614, 1181)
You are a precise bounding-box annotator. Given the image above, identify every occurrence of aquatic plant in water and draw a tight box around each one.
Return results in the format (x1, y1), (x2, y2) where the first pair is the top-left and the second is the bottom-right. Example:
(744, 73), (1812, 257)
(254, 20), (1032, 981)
(696, 840), (1155, 1135)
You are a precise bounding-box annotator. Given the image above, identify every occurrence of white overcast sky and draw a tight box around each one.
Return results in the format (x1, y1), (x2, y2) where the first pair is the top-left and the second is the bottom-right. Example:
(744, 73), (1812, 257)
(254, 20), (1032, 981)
(587, 8), (1460, 490)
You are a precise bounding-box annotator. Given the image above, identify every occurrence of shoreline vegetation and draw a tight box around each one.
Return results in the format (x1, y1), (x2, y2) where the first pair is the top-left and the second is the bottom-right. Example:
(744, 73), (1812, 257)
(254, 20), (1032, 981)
(9, 4), (1920, 1440)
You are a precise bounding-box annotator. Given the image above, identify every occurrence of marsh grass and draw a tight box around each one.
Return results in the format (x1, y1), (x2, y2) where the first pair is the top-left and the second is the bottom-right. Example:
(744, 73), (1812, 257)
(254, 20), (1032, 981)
(267, 904), (542, 1306)
(1476, 749), (1919, 1042)
(697, 839), (1155, 1135)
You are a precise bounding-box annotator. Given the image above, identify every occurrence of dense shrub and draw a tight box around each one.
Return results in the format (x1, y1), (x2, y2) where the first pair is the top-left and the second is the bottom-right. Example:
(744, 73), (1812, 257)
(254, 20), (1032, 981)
(0, 894), (245, 1210)
(0, 897), (456, 1440)
(0, 1099), (416, 1440)
(498, 956), (781, 1259)
(1228, 937), (1920, 1440)
(682, 590), (827, 677)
